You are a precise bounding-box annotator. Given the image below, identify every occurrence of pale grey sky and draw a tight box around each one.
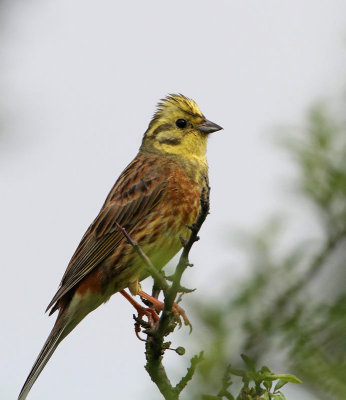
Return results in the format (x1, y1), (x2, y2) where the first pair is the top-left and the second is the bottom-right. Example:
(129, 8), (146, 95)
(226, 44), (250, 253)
(1, 1), (346, 399)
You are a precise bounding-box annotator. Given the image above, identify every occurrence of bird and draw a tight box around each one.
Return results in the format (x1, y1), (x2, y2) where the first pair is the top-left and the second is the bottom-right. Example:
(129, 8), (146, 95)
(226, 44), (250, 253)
(18, 94), (222, 400)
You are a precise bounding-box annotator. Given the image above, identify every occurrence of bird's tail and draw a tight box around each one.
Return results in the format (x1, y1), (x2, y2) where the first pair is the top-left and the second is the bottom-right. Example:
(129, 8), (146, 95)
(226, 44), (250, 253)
(18, 318), (68, 400)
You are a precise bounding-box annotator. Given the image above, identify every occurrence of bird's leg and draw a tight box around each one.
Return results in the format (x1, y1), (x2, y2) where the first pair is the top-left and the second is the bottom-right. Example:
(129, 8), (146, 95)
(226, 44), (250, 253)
(120, 290), (159, 340)
(138, 290), (190, 327)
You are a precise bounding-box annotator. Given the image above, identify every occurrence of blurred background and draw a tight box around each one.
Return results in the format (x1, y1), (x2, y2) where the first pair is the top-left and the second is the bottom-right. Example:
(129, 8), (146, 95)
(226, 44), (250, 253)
(1, 1), (346, 399)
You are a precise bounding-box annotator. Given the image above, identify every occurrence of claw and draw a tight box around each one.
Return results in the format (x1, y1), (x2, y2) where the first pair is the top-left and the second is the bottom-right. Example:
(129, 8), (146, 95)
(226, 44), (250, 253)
(120, 290), (160, 340)
(120, 289), (192, 339)
(171, 303), (191, 331)
(138, 290), (191, 329)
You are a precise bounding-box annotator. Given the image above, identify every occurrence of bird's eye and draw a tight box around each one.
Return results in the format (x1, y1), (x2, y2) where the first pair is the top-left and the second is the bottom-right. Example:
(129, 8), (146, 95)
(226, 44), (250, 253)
(176, 119), (187, 129)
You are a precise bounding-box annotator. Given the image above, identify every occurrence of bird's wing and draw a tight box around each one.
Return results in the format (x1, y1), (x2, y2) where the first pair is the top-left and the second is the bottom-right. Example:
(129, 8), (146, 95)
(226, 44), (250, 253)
(46, 158), (166, 313)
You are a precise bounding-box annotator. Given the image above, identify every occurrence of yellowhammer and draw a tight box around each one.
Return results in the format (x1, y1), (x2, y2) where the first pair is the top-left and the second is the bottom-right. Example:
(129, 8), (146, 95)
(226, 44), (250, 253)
(18, 94), (222, 400)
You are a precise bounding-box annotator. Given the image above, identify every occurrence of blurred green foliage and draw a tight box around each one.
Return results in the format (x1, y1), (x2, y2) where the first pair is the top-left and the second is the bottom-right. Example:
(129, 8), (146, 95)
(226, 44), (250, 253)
(201, 354), (301, 400)
(187, 104), (346, 399)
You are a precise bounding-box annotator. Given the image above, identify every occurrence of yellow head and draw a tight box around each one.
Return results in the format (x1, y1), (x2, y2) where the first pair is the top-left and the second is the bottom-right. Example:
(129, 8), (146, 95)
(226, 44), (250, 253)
(140, 94), (222, 160)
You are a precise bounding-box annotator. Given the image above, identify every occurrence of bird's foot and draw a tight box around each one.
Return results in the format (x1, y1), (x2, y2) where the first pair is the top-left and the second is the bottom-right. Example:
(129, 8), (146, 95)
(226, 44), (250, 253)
(120, 290), (159, 340)
(138, 290), (190, 329)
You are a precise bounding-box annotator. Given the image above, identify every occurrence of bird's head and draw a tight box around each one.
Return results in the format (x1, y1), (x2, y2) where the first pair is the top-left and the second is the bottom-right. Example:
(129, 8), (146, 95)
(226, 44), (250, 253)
(140, 94), (222, 160)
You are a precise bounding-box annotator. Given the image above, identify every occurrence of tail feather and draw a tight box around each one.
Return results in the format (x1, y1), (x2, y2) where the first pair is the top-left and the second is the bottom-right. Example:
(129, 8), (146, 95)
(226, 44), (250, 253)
(18, 322), (67, 400)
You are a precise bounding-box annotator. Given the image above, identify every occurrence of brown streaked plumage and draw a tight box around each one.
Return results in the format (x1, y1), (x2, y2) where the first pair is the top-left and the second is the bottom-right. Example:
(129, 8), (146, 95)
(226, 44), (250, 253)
(18, 94), (222, 400)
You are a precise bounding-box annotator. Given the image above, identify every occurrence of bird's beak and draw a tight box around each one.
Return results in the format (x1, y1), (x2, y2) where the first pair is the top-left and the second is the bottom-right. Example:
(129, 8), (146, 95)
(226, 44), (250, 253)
(197, 119), (223, 134)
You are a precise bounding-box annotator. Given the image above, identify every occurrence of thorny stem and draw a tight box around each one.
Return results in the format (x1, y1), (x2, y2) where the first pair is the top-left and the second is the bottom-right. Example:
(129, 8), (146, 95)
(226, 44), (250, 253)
(116, 183), (210, 399)
(145, 184), (210, 399)
(174, 352), (204, 394)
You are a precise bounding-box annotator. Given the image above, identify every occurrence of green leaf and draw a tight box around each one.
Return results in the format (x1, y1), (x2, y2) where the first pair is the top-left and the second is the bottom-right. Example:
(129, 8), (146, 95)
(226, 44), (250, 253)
(260, 366), (272, 374)
(229, 367), (246, 377)
(241, 354), (256, 372)
(268, 374), (302, 384)
(263, 380), (272, 390)
(274, 380), (288, 391)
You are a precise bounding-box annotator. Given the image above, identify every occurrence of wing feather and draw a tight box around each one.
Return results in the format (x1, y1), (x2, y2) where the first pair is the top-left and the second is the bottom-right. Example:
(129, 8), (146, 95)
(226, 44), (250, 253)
(46, 158), (166, 313)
